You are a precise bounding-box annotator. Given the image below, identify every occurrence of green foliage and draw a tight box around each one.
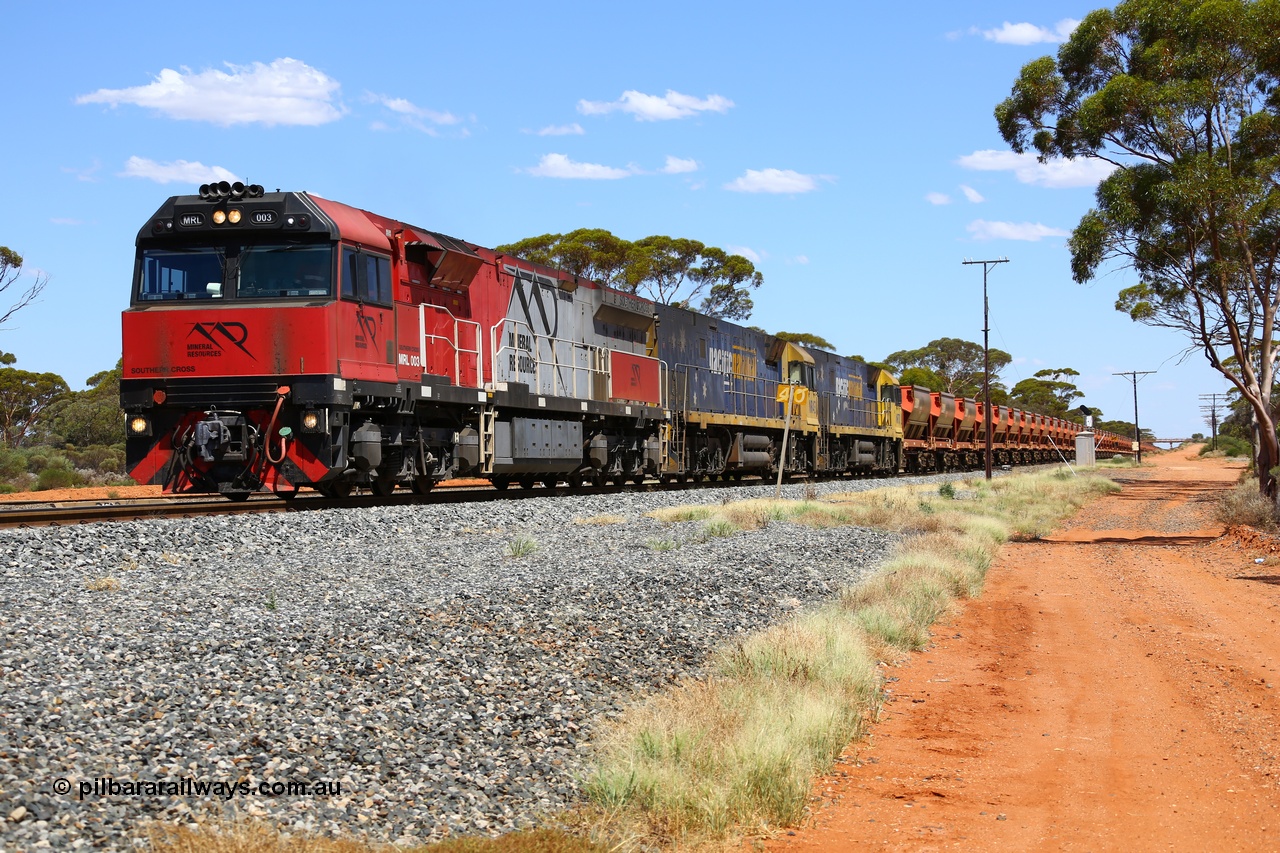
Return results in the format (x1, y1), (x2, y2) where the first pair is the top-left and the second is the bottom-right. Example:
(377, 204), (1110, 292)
(1201, 435), (1252, 458)
(897, 365), (945, 392)
(36, 464), (82, 491)
(505, 534), (539, 558)
(43, 360), (122, 448)
(884, 338), (1012, 397)
(773, 330), (835, 351)
(0, 355), (128, 491)
(64, 444), (125, 473)
(0, 360), (69, 448)
(496, 230), (763, 319)
(0, 447), (25, 479)
(1009, 368), (1084, 417)
(995, 0), (1280, 496)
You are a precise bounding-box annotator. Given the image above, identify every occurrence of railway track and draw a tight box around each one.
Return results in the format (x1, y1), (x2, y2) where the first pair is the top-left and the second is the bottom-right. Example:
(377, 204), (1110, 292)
(0, 476), (793, 528)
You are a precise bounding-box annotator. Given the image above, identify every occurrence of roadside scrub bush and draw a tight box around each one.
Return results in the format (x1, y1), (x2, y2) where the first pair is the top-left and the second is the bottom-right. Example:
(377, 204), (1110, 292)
(1201, 435), (1252, 458)
(585, 466), (1118, 845)
(1216, 481), (1277, 531)
(36, 463), (84, 491)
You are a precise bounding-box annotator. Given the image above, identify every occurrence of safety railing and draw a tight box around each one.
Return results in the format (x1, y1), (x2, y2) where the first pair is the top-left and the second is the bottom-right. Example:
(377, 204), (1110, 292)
(490, 318), (609, 400)
(819, 389), (888, 431)
(419, 304), (483, 388)
(671, 363), (783, 420)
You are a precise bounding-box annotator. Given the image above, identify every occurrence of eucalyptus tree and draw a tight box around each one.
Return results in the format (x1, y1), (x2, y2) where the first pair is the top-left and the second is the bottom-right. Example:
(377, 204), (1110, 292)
(0, 247), (48, 328)
(995, 0), (1280, 495)
(496, 231), (763, 320)
(883, 337), (1012, 398)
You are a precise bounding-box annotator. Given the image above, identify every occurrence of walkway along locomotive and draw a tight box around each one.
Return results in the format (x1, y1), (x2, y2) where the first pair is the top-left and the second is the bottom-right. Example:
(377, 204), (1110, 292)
(121, 186), (1127, 498)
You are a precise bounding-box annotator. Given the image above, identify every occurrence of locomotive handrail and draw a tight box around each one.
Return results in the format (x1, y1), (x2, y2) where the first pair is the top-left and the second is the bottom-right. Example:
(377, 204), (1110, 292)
(418, 303), (483, 388)
(814, 388), (884, 431)
(490, 318), (609, 401)
(672, 362), (783, 420)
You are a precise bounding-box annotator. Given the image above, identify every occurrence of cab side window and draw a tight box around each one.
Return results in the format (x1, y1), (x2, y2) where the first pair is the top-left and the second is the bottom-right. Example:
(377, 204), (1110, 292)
(789, 362), (815, 387)
(366, 254), (392, 303)
(342, 247), (359, 299)
(341, 247), (393, 304)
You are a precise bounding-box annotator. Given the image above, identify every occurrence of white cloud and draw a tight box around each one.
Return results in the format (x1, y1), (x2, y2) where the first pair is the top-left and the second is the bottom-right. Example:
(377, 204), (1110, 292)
(532, 123), (584, 136)
(50, 218), (84, 226)
(578, 90), (733, 121)
(526, 153), (632, 180)
(960, 184), (985, 203)
(967, 219), (1069, 242)
(791, 255), (810, 265)
(981, 19), (1079, 45)
(76, 58), (343, 126)
(120, 156), (239, 184)
(661, 156), (699, 174)
(724, 168), (824, 194)
(957, 149), (1116, 188)
(926, 192), (952, 205)
(726, 245), (763, 263)
(365, 94), (459, 134)
(62, 160), (101, 183)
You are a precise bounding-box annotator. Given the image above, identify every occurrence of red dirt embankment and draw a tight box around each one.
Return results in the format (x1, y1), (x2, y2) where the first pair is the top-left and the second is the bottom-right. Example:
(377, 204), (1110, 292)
(769, 448), (1280, 851)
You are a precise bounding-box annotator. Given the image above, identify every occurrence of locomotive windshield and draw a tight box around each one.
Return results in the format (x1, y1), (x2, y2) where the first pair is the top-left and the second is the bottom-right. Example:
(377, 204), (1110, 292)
(136, 244), (333, 302)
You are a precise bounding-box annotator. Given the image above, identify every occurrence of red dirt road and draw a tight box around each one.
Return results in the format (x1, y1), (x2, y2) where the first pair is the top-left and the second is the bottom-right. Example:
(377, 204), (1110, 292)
(769, 448), (1280, 851)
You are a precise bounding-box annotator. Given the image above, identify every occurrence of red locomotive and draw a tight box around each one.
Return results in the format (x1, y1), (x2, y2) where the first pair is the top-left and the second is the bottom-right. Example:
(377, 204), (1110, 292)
(121, 185), (1129, 499)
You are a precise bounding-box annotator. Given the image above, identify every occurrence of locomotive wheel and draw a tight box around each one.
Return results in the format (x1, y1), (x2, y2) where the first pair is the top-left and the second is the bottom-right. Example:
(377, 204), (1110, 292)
(318, 481), (353, 499)
(519, 476), (537, 490)
(371, 473), (397, 497)
(491, 476), (510, 491)
(411, 476), (435, 495)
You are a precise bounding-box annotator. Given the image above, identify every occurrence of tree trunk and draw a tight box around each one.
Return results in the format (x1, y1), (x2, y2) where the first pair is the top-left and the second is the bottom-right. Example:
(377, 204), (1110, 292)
(1253, 406), (1279, 499)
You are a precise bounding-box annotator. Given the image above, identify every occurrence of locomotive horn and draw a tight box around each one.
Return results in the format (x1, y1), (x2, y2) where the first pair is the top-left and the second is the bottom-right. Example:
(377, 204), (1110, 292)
(230, 181), (246, 199)
(199, 183), (211, 199)
(248, 184), (264, 197)
(216, 180), (231, 197)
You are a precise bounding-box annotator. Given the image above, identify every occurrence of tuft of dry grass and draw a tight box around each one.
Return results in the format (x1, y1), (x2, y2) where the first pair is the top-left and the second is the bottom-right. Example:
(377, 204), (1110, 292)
(85, 576), (121, 592)
(646, 505), (715, 523)
(1216, 480), (1278, 531)
(574, 514), (626, 526)
(146, 822), (606, 853)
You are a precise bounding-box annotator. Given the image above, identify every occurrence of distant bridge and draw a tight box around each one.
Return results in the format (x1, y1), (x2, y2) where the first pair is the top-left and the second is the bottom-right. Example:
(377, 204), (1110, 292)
(1150, 438), (1195, 448)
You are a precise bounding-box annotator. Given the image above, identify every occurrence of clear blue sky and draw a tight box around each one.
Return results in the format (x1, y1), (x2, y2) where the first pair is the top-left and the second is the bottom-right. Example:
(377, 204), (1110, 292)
(0, 0), (1227, 439)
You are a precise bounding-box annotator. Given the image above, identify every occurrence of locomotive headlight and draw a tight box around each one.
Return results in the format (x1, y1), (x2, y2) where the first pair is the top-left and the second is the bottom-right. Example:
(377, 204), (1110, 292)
(128, 416), (151, 436)
(211, 210), (227, 225)
(301, 410), (321, 432)
(227, 209), (242, 224)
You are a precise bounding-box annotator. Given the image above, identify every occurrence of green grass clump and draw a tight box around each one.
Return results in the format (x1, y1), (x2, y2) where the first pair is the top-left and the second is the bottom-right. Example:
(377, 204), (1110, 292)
(1200, 435), (1252, 458)
(505, 535), (539, 558)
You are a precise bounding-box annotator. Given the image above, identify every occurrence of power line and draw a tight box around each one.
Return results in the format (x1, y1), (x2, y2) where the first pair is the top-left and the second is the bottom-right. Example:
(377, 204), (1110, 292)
(1113, 370), (1155, 463)
(963, 257), (1009, 480)
(1198, 392), (1226, 451)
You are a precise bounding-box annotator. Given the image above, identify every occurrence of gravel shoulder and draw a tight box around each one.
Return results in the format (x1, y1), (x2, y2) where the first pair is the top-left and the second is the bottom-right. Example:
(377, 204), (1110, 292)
(0, 474), (983, 849)
(768, 448), (1280, 852)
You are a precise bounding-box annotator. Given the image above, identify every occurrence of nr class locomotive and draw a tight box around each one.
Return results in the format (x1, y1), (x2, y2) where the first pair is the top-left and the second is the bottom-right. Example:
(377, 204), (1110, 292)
(121, 185), (1126, 499)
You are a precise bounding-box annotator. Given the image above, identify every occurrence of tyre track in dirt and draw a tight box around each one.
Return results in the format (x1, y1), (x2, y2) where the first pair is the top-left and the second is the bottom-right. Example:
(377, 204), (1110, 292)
(765, 448), (1280, 851)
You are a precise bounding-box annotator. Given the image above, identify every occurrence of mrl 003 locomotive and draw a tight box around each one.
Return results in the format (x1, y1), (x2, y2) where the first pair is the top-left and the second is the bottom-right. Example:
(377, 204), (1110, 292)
(121, 185), (1125, 499)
